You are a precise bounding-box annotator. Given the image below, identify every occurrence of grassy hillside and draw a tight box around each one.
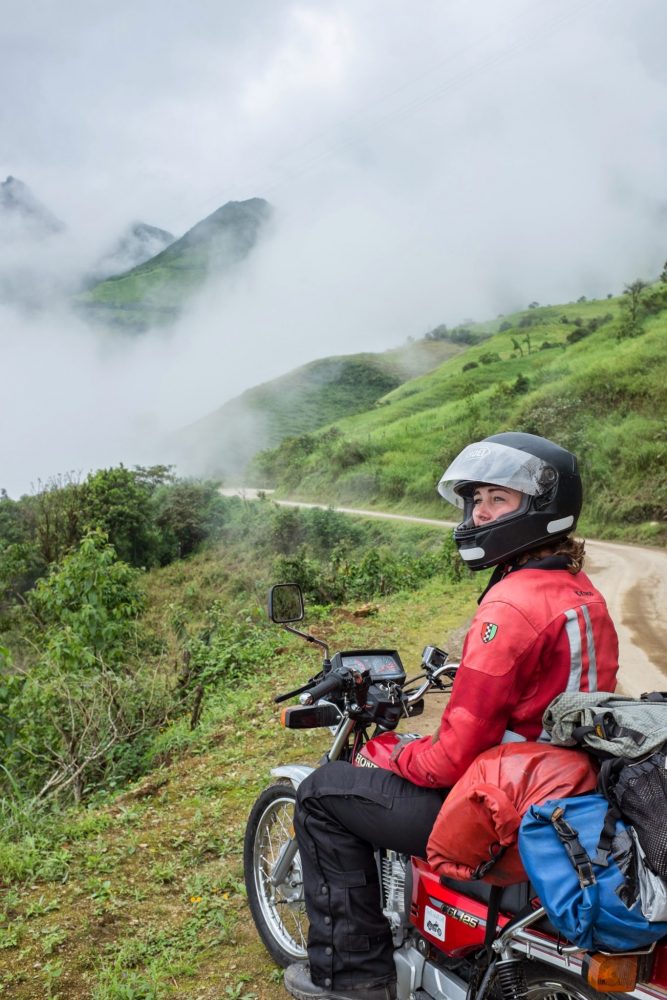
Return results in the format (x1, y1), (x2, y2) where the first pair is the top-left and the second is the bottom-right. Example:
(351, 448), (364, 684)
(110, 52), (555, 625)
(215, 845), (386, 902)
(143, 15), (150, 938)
(175, 339), (465, 478)
(0, 505), (479, 998)
(250, 288), (667, 544)
(74, 199), (271, 332)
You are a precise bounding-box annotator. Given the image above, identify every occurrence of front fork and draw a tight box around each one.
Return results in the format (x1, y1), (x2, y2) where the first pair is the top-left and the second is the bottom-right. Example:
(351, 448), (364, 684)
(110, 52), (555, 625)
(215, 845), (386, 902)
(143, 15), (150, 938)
(267, 717), (356, 889)
(267, 764), (314, 889)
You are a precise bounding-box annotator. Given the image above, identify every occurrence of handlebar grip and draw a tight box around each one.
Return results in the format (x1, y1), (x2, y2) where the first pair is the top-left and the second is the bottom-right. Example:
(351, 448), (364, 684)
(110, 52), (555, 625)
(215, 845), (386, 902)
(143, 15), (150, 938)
(301, 670), (346, 705)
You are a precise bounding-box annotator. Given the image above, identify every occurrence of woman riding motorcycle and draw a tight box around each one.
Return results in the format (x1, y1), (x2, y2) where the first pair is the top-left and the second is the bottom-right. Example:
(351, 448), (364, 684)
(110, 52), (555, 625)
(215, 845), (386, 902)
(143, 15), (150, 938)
(284, 431), (619, 1000)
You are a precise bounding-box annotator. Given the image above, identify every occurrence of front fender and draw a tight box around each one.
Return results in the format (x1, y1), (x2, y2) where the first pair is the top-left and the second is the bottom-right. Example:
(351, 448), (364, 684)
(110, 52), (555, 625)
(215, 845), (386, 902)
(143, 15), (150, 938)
(271, 764), (315, 790)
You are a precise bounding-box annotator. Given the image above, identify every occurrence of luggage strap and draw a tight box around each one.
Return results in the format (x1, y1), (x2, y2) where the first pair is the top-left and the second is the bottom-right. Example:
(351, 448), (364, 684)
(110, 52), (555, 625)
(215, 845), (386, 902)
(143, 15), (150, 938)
(549, 806), (597, 888)
(483, 884), (503, 960)
(471, 842), (507, 880)
(572, 716), (647, 747)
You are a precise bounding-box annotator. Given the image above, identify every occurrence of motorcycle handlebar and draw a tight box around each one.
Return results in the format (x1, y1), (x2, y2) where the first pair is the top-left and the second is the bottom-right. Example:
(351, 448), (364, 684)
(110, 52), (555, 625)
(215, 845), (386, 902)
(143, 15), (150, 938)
(403, 662), (459, 705)
(299, 670), (346, 705)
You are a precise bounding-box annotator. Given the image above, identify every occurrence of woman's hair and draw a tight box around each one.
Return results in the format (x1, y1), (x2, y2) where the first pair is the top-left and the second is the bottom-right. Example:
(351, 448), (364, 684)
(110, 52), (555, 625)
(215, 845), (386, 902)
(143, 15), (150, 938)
(519, 536), (585, 574)
(554, 536), (585, 573)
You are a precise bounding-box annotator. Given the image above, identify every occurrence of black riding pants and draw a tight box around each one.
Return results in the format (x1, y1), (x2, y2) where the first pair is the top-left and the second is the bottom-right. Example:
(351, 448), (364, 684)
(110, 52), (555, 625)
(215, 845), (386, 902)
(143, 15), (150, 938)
(294, 761), (445, 989)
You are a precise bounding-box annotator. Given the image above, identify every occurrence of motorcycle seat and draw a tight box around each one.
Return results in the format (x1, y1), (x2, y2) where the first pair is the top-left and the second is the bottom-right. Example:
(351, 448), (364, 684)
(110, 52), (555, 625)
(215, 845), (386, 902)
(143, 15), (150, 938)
(439, 876), (532, 912)
(438, 876), (557, 936)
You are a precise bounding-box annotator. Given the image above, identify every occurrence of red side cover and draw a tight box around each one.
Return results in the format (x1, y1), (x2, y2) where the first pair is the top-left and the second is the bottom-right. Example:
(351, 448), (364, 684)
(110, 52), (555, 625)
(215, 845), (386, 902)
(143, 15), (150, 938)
(426, 742), (599, 886)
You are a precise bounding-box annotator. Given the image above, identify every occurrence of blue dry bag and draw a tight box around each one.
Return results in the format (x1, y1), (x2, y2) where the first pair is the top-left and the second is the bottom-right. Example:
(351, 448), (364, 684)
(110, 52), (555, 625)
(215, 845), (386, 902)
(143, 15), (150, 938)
(518, 794), (667, 952)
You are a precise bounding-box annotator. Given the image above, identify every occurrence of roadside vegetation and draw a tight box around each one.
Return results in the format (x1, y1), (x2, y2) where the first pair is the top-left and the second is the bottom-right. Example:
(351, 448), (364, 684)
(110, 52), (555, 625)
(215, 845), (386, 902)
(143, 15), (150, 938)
(0, 480), (477, 997)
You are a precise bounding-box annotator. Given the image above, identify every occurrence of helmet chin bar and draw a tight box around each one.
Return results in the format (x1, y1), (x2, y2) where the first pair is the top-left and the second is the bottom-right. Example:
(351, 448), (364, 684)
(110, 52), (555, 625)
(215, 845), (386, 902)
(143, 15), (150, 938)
(455, 509), (577, 571)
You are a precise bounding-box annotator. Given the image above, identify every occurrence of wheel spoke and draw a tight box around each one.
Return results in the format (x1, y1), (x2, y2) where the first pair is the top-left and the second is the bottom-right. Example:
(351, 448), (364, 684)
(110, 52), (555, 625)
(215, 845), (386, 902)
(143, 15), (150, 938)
(248, 787), (308, 963)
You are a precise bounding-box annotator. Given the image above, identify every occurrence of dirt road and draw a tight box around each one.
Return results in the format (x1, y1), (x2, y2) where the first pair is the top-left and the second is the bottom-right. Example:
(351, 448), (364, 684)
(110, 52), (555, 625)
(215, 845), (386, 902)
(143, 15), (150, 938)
(221, 489), (667, 696)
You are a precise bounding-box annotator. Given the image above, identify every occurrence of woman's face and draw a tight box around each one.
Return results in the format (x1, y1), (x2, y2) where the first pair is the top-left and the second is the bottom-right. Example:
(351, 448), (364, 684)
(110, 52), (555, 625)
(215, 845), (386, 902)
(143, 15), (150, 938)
(471, 485), (524, 526)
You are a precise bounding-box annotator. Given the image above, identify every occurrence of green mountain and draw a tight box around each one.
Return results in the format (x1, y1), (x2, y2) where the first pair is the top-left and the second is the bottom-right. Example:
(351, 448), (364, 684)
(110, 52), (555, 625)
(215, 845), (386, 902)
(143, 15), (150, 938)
(74, 197), (271, 332)
(245, 288), (667, 544)
(173, 338), (465, 477)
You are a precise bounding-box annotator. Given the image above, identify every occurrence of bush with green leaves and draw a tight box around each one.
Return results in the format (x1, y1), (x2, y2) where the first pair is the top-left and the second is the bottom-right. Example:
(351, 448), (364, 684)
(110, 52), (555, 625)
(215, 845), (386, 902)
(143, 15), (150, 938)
(2, 531), (169, 803)
(152, 480), (227, 561)
(78, 466), (160, 567)
(0, 469), (235, 615)
(180, 605), (283, 699)
(27, 530), (145, 669)
(272, 532), (464, 605)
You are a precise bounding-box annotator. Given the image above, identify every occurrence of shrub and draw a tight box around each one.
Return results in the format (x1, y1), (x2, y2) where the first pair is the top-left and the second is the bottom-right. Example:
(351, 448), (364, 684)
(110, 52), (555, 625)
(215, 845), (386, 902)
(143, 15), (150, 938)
(2, 532), (170, 803)
(184, 605), (281, 692)
(153, 481), (227, 560)
(79, 467), (159, 567)
(566, 327), (591, 344)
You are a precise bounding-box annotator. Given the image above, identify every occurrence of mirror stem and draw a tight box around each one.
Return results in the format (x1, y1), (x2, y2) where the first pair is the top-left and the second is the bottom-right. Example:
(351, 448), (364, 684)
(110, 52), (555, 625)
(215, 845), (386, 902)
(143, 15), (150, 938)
(283, 623), (330, 658)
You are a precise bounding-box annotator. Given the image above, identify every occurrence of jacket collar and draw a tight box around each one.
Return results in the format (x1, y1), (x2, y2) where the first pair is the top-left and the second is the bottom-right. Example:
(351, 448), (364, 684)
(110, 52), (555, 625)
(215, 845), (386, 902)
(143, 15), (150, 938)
(477, 553), (571, 604)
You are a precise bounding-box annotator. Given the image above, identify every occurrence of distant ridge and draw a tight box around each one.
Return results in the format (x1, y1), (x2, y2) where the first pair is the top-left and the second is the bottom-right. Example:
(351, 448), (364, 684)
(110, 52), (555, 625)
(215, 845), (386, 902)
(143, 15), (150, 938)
(171, 339), (463, 479)
(92, 222), (175, 281)
(0, 176), (65, 237)
(75, 197), (271, 332)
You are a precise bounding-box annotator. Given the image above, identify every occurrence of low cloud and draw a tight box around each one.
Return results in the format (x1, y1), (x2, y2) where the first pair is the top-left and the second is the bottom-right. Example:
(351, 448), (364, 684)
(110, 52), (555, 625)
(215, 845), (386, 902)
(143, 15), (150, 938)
(1, 0), (667, 495)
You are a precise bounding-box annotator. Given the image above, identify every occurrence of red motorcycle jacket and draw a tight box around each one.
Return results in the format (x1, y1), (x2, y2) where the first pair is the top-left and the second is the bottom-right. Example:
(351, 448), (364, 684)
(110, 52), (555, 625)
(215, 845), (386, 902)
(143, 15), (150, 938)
(390, 564), (619, 789)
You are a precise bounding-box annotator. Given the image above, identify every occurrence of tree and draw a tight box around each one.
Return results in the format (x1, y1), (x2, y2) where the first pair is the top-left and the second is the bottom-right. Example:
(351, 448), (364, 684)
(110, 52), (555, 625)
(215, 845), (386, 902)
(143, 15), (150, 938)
(28, 529), (144, 669)
(3, 532), (162, 803)
(624, 279), (647, 323)
(79, 466), (158, 566)
(22, 475), (83, 565)
(153, 480), (226, 559)
(0, 489), (27, 548)
(618, 279), (648, 339)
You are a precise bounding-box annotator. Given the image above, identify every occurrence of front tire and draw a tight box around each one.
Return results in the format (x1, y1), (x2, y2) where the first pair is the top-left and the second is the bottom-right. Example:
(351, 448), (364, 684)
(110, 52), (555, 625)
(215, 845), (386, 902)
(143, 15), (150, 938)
(244, 781), (309, 967)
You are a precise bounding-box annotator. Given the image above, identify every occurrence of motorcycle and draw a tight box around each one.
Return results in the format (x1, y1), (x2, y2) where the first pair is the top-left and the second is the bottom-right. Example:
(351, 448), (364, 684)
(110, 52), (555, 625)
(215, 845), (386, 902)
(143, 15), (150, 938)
(244, 583), (667, 1000)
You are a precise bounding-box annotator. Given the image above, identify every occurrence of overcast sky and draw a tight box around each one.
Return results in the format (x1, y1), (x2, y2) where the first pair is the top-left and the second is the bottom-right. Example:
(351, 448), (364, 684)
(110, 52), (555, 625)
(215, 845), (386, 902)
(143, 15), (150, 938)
(2, 0), (667, 495)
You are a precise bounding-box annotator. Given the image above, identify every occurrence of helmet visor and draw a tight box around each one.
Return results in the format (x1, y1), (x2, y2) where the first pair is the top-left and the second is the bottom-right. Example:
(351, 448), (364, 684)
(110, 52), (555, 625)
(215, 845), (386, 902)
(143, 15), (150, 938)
(437, 441), (557, 509)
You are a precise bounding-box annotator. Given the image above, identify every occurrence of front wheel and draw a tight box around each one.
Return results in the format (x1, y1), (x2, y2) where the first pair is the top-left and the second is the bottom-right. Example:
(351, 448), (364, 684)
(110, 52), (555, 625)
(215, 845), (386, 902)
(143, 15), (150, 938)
(244, 781), (309, 967)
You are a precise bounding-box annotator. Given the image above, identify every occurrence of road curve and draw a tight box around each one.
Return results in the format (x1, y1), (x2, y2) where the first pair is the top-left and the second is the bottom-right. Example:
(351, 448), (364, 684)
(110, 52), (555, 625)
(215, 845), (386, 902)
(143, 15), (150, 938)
(220, 489), (667, 696)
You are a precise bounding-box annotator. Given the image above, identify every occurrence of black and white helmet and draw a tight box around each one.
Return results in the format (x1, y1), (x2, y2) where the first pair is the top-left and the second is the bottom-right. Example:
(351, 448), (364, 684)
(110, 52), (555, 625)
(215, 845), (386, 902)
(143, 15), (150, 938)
(437, 431), (582, 570)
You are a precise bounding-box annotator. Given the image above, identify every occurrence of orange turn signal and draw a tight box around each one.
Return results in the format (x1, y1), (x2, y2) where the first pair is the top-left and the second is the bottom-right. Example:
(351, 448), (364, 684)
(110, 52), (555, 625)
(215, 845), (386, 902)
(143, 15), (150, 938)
(583, 952), (639, 992)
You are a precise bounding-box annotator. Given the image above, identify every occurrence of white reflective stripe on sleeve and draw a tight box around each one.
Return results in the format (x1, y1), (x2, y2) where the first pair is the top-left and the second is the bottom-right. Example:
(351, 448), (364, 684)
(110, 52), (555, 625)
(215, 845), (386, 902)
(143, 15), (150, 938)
(581, 604), (598, 691)
(564, 608), (583, 691)
(538, 606), (585, 741)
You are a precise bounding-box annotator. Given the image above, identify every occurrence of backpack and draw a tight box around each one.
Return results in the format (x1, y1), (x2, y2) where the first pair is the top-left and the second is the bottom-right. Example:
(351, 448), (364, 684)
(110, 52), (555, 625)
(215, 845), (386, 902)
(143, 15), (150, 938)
(543, 690), (667, 877)
(426, 742), (598, 886)
(518, 795), (667, 952)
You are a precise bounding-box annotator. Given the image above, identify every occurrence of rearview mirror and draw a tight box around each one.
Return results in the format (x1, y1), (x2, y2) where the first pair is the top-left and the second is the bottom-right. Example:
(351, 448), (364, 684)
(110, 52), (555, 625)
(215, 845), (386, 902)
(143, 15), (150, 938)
(268, 583), (305, 624)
